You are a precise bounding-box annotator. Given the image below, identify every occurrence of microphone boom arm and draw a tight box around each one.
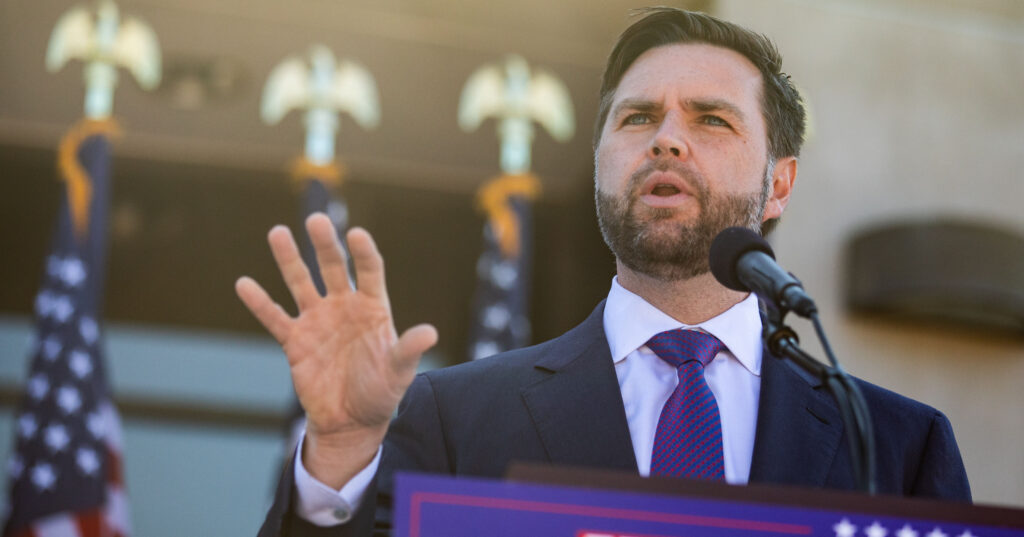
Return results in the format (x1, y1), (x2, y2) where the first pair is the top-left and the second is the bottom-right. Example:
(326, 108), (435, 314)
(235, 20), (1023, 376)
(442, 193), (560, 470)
(763, 306), (878, 494)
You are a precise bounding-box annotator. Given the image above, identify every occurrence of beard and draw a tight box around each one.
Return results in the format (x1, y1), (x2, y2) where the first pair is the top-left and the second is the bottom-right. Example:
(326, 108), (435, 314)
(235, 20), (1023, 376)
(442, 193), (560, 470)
(596, 161), (769, 282)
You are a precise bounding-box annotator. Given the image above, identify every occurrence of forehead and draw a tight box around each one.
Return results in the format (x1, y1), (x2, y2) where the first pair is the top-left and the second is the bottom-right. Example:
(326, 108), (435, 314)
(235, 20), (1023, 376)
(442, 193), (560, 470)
(613, 43), (765, 116)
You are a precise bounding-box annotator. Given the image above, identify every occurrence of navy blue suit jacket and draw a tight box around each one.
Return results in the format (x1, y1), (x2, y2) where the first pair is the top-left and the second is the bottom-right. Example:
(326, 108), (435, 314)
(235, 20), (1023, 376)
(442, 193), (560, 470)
(259, 301), (970, 536)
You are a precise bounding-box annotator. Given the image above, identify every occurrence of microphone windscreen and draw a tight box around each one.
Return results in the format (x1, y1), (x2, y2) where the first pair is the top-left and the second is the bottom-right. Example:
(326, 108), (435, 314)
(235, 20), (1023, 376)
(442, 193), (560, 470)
(709, 227), (775, 292)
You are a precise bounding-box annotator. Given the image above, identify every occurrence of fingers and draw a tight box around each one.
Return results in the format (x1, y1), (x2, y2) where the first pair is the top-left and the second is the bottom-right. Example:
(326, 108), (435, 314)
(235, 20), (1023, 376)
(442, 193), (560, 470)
(306, 214), (354, 294)
(268, 225), (320, 311)
(235, 276), (293, 343)
(392, 323), (438, 371)
(346, 227), (388, 301)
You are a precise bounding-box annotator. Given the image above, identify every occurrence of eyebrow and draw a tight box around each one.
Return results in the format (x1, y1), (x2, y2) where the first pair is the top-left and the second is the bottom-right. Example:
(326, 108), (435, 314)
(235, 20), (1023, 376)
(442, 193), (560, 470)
(687, 98), (747, 122)
(610, 98), (660, 119)
(610, 97), (747, 123)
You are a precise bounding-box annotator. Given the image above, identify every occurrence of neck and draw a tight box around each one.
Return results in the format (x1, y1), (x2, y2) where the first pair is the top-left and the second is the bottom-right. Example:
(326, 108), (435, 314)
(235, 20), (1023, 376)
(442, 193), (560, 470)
(616, 261), (749, 325)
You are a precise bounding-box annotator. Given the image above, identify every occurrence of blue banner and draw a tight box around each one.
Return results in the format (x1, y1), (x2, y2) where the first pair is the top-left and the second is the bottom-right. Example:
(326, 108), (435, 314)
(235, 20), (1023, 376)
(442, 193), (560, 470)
(395, 472), (1023, 537)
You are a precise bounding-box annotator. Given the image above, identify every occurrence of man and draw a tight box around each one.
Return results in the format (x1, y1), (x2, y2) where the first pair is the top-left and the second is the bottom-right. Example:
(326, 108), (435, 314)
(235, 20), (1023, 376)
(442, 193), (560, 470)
(236, 8), (971, 537)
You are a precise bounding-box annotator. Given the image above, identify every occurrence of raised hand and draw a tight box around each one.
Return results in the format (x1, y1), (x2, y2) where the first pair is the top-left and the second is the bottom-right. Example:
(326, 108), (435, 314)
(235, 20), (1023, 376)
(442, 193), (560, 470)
(235, 213), (437, 488)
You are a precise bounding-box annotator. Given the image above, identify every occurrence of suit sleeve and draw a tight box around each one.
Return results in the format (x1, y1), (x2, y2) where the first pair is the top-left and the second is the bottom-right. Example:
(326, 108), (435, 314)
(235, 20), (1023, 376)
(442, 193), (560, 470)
(909, 411), (972, 502)
(257, 373), (452, 537)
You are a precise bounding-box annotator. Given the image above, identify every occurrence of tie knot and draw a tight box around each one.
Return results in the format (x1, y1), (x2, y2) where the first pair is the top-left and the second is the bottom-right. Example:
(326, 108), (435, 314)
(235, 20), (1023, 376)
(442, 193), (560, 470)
(646, 329), (724, 369)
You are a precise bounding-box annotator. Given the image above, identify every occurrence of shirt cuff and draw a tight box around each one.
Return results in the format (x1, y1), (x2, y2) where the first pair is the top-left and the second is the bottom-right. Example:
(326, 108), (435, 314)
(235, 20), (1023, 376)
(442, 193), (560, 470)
(292, 432), (383, 526)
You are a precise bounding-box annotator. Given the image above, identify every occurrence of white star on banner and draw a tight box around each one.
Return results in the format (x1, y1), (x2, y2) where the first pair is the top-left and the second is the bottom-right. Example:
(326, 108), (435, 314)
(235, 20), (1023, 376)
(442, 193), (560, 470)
(44, 423), (70, 453)
(489, 261), (518, 290)
(52, 295), (74, 323)
(76, 447), (100, 475)
(833, 518), (857, 537)
(896, 524), (919, 537)
(866, 521), (888, 537)
(34, 291), (53, 317)
(86, 411), (105, 439)
(327, 200), (348, 228)
(79, 316), (99, 344)
(30, 463), (57, 491)
(926, 528), (948, 537)
(18, 413), (38, 439)
(69, 349), (94, 379)
(8, 454), (24, 479)
(42, 335), (63, 361)
(483, 304), (511, 330)
(57, 385), (82, 414)
(473, 341), (501, 361)
(60, 257), (87, 287)
(957, 531), (976, 537)
(27, 373), (50, 401)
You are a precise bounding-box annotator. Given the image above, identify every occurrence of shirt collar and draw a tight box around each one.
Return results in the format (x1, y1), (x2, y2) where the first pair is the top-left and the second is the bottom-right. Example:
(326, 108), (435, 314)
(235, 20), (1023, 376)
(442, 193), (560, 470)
(603, 277), (762, 376)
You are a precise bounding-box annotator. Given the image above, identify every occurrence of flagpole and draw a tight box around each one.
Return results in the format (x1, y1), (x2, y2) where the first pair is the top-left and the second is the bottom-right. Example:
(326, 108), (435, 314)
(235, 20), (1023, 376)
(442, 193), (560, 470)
(260, 43), (380, 458)
(459, 55), (575, 361)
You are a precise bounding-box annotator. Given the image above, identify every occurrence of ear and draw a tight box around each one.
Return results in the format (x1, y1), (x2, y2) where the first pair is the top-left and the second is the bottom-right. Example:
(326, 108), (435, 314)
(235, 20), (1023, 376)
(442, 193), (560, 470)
(763, 156), (797, 222)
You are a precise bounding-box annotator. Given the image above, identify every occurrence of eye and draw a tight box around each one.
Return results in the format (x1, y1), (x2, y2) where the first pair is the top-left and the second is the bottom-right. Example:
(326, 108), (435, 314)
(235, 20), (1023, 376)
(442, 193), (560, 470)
(621, 112), (654, 126)
(701, 115), (732, 128)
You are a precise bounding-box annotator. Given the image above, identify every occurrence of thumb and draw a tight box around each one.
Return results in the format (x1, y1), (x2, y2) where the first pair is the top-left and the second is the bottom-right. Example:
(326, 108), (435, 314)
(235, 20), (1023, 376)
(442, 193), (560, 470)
(392, 323), (438, 371)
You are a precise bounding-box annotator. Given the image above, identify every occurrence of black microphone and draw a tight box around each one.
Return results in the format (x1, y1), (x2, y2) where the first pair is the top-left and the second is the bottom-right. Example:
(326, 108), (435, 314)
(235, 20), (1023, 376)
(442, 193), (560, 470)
(709, 227), (817, 317)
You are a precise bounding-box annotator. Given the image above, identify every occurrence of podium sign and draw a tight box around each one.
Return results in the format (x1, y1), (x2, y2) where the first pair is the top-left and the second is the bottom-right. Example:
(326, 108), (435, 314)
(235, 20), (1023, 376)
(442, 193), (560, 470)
(394, 469), (1024, 537)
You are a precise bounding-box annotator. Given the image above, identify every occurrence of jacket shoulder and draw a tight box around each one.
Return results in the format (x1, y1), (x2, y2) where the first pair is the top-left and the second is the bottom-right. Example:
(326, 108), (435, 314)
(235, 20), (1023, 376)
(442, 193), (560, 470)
(421, 299), (608, 389)
(852, 376), (971, 500)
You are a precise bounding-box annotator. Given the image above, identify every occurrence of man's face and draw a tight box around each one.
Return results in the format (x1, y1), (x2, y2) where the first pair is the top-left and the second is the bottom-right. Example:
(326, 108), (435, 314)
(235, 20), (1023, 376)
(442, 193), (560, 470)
(594, 43), (788, 281)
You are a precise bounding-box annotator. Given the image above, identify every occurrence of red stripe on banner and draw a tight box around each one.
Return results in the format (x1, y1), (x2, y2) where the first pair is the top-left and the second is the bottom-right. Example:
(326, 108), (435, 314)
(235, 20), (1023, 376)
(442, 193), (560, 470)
(75, 509), (102, 537)
(409, 492), (812, 537)
(578, 531), (684, 537)
(105, 448), (124, 487)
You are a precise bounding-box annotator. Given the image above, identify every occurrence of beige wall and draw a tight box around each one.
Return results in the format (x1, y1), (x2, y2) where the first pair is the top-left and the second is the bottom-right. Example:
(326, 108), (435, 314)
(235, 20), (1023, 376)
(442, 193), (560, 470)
(718, 0), (1024, 507)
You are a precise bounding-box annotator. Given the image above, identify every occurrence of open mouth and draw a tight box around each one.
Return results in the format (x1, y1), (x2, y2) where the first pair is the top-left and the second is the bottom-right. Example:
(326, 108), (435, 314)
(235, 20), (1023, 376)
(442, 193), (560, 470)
(650, 184), (681, 197)
(637, 171), (693, 208)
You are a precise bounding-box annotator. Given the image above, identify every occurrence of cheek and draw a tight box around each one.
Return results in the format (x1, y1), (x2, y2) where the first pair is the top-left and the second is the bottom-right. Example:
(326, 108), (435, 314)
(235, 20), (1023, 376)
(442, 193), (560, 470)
(593, 146), (618, 193)
(701, 142), (766, 193)
(594, 139), (639, 192)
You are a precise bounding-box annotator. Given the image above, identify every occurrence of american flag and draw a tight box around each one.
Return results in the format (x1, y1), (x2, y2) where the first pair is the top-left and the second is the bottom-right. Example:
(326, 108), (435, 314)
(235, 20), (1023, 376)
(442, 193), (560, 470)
(3, 120), (130, 537)
(467, 173), (540, 361)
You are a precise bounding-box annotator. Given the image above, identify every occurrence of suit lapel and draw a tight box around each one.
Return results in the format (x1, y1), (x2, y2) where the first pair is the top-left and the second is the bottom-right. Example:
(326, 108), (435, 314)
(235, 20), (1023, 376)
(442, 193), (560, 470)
(749, 349), (844, 487)
(520, 302), (639, 473)
(516, 300), (846, 483)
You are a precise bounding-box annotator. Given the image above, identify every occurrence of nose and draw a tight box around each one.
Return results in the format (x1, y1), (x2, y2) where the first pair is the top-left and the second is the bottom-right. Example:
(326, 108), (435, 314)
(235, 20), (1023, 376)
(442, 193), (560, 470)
(651, 145), (681, 157)
(650, 114), (687, 159)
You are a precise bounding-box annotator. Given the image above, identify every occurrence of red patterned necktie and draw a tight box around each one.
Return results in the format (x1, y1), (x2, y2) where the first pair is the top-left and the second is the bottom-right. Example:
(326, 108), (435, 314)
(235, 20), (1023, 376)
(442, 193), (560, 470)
(647, 329), (726, 480)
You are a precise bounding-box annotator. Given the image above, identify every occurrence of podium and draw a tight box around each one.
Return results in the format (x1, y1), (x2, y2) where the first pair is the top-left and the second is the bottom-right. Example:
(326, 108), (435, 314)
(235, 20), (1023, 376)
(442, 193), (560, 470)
(394, 465), (1023, 537)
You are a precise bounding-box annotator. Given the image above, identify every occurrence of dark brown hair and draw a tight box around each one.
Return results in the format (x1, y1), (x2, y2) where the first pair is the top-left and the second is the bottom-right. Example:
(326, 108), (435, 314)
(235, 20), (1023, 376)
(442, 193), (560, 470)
(594, 7), (806, 162)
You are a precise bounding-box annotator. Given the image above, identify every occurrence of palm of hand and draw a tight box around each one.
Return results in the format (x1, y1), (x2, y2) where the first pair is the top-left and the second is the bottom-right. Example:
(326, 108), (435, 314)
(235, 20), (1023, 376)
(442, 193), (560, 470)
(235, 214), (437, 443)
(283, 293), (407, 434)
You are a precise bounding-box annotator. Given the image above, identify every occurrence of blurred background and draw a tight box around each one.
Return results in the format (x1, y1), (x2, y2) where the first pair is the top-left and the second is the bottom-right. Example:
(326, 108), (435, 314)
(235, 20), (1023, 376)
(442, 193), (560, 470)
(0, 0), (1021, 534)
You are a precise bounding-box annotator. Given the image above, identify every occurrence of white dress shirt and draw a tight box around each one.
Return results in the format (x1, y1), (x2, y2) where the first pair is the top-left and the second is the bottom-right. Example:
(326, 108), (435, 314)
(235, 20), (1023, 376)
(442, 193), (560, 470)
(603, 278), (762, 483)
(294, 278), (764, 525)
